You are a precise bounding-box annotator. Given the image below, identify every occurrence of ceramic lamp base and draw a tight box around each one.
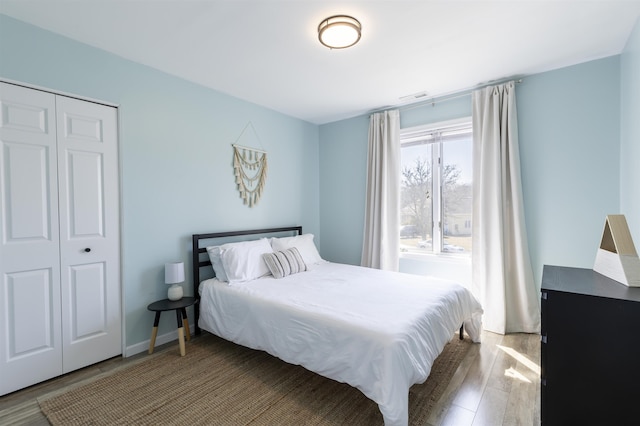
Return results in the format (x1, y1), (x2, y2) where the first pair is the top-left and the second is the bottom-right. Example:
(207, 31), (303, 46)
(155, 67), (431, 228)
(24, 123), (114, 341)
(167, 284), (183, 301)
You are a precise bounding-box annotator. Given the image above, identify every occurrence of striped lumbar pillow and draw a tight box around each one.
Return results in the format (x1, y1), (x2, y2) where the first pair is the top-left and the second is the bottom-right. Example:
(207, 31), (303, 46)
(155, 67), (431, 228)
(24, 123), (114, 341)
(263, 247), (307, 279)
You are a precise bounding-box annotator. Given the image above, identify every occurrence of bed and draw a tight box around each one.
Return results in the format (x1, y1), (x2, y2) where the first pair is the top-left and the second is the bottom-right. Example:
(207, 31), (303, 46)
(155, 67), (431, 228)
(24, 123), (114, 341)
(192, 226), (483, 426)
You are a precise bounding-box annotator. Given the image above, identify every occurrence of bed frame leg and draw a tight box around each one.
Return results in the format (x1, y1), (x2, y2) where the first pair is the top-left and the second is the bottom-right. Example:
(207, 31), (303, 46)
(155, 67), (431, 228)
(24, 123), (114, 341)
(459, 324), (464, 340)
(194, 299), (201, 335)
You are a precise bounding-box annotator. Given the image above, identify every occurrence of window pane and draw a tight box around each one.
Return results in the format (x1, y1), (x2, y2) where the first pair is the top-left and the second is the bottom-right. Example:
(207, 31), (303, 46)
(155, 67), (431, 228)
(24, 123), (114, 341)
(442, 134), (472, 254)
(400, 143), (433, 254)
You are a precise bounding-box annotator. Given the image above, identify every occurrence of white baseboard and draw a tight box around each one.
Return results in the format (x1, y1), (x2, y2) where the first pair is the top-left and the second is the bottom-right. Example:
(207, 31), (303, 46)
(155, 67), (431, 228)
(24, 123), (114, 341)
(124, 329), (178, 357)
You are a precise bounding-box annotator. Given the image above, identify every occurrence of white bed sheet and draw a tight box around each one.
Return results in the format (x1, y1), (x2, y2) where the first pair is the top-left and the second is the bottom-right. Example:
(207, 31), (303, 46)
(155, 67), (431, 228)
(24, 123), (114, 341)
(198, 262), (483, 426)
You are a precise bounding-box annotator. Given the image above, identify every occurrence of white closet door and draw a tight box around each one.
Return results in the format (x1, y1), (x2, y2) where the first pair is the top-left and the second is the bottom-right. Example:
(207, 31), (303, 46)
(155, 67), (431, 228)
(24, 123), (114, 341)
(0, 82), (63, 395)
(55, 96), (121, 372)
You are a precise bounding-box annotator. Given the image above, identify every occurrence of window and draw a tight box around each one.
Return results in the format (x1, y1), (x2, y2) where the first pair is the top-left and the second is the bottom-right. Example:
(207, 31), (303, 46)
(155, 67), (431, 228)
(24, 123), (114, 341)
(400, 118), (472, 256)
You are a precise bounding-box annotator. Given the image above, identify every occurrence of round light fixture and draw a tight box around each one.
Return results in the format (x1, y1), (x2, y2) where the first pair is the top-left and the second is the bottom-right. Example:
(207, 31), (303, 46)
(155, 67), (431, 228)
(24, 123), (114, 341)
(318, 15), (361, 49)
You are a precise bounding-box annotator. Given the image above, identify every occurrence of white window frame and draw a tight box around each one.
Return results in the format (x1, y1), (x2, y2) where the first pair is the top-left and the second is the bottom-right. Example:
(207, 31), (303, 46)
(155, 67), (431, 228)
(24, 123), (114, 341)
(400, 117), (472, 257)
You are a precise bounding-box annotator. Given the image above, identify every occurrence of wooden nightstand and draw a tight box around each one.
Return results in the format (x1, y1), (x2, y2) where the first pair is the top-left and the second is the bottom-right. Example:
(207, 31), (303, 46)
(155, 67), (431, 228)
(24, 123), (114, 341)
(147, 297), (197, 356)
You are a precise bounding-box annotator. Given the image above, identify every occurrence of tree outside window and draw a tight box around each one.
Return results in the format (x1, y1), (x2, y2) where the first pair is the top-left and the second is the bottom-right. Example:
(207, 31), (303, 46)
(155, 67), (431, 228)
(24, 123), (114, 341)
(400, 120), (472, 256)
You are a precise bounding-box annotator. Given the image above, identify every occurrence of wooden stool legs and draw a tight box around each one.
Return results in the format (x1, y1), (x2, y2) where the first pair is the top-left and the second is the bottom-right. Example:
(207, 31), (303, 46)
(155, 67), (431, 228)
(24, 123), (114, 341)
(181, 308), (191, 341)
(176, 309), (186, 356)
(148, 308), (191, 356)
(148, 311), (162, 354)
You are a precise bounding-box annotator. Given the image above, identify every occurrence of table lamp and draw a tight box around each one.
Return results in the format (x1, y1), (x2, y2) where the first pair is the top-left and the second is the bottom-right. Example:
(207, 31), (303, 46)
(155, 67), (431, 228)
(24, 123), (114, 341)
(165, 262), (184, 301)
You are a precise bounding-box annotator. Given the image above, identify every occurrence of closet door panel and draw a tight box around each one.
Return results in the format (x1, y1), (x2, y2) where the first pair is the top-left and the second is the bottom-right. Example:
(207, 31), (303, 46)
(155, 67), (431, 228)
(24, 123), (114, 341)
(66, 150), (104, 237)
(6, 269), (57, 354)
(3, 142), (52, 241)
(0, 82), (62, 396)
(56, 95), (121, 373)
(68, 262), (107, 339)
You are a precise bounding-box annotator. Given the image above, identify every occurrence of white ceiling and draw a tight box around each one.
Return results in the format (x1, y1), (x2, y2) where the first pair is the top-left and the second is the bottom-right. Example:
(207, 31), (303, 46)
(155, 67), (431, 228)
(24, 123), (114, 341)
(1, 1), (639, 124)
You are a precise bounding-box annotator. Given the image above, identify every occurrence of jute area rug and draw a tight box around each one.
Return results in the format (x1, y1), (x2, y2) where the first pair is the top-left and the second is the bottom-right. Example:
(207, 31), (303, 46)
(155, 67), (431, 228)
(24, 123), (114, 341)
(39, 332), (471, 425)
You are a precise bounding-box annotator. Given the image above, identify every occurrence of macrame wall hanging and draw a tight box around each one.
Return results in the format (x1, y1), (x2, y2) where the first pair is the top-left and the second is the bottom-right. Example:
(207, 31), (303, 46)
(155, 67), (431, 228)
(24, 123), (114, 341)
(232, 122), (268, 207)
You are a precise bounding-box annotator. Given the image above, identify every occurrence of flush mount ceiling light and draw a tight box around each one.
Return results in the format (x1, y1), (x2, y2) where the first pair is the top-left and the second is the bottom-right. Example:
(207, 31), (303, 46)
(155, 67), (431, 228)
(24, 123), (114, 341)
(318, 15), (362, 49)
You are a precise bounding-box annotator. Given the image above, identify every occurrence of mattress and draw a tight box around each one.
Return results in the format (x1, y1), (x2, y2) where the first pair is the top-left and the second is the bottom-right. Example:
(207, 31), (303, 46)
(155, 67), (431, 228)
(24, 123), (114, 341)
(198, 262), (483, 426)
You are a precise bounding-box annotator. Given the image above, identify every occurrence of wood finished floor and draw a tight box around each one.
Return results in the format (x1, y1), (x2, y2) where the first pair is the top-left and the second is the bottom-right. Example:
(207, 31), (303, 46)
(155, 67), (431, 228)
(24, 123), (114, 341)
(0, 331), (540, 426)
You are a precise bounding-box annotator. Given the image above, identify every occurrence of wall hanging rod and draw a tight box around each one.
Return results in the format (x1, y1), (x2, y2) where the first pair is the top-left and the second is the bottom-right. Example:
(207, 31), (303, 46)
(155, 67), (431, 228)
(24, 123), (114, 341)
(233, 143), (267, 154)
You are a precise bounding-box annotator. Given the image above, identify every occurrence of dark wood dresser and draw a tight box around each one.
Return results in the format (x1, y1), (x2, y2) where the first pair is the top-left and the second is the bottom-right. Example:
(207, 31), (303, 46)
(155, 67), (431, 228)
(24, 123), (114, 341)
(541, 265), (640, 425)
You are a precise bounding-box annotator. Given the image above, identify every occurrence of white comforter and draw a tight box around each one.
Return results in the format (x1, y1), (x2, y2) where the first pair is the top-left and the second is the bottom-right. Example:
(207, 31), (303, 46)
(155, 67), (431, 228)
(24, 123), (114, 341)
(198, 262), (483, 426)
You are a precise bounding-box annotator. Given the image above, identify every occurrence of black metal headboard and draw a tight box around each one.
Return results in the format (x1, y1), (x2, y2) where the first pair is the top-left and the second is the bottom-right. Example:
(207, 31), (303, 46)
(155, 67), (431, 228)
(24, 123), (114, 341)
(191, 226), (303, 334)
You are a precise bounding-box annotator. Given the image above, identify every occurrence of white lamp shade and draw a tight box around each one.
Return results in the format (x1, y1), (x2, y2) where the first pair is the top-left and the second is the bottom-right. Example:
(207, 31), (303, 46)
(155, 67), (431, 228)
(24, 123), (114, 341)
(165, 262), (185, 284)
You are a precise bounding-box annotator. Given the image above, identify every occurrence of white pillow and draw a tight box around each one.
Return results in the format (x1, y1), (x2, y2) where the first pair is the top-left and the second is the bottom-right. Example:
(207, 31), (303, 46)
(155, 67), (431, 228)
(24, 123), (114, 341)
(220, 238), (273, 284)
(205, 245), (229, 282)
(271, 234), (323, 265)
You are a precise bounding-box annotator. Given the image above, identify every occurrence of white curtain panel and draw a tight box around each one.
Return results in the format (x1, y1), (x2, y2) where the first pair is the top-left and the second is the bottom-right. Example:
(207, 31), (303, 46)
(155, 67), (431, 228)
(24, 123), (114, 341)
(471, 82), (541, 334)
(361, 110), (401, 271)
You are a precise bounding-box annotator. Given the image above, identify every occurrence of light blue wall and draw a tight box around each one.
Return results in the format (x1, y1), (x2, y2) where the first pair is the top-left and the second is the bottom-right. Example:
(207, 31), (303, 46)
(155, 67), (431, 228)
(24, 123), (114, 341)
(517, 57), (621, 285)
(621, 17), (640, 247)
(318, 116), (368, 265)
(319, 57), (623, 289)
(400, 96), (472, 128)
(0, 15), (320, 351)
